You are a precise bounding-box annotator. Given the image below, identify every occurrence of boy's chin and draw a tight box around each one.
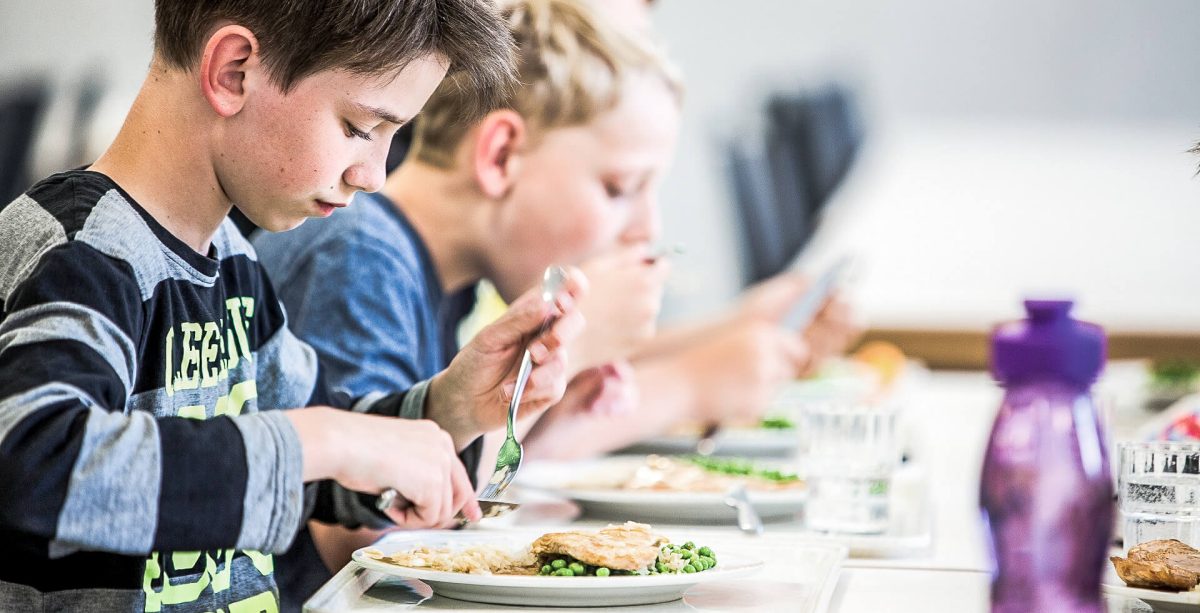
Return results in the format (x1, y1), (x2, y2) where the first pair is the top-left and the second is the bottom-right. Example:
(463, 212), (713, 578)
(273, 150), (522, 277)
(244, 212), (307, 234)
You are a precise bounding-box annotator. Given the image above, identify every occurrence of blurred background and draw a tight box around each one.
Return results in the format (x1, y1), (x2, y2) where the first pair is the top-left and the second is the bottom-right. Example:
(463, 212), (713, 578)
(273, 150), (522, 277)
(2, 0), (1198, 368)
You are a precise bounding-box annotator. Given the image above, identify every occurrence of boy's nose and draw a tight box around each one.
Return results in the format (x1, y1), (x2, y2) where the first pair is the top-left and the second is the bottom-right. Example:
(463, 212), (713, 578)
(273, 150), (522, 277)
(623, 196), (661, 244)
(343, 159), (387, 194)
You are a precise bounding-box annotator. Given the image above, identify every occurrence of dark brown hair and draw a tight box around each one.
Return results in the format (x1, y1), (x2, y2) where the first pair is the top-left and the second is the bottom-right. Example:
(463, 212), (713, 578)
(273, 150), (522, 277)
(154, 0), (517, 119)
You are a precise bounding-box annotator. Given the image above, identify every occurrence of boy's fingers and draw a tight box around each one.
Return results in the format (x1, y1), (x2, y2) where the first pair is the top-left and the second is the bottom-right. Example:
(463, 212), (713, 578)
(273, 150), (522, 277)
(558, 266), (588, 304)
(525, 354), (567, 402)
(534, 310), (585, 356)
(476, 290), (555, 351)
(747, 272), (810, 322)
(781, 334), (812, 376)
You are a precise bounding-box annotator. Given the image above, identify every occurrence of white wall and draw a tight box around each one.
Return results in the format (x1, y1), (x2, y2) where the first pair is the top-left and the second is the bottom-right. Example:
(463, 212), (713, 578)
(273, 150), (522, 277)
(0, 0), (154, 90)
(4, 0), (1199, 329)
(648, 0), (1200, 322)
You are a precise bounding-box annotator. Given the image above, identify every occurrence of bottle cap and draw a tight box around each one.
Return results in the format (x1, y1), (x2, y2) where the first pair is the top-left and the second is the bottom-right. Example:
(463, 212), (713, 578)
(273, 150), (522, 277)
(990, 299), (1106, 387)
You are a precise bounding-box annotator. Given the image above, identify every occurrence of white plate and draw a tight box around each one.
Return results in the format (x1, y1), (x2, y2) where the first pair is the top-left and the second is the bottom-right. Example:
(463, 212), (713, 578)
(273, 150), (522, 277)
(351, 530), (763, 607)
(1102, 565), (1200, 612)
(517, 458), (807, 523)
(621, 427), (798, 458)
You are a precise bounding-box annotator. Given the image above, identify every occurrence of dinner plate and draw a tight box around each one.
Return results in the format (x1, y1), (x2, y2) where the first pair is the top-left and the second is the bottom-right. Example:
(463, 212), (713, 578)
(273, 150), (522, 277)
(516, 458), (807, 523)
(1102, 565), (1200, 612)
(351, 530), (764, 607)
(620, 427), (798, 458)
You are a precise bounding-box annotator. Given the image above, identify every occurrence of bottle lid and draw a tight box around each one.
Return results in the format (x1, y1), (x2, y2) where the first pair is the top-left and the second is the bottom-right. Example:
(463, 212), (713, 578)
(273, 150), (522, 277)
(990, 299), (1106, 387)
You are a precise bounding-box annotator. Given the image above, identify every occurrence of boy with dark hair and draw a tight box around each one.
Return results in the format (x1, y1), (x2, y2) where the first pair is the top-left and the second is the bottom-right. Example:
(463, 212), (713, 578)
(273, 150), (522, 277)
(0, 1), (586, 611)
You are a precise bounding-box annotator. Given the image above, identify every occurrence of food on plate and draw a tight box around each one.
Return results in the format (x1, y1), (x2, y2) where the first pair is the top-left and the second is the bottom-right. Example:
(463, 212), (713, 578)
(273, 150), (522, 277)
(852, 340), (907, 389)
(363, 522), (719, 578)
(574, 454), (803, 493)
(1110, 539), (1200, 591)
(363, 543), (536, 575)
(531, 521), (665, 571)
(758, 416), (795, 430)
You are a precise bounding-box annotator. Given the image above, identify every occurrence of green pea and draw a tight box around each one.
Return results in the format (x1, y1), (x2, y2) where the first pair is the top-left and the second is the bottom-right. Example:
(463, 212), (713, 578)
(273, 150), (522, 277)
(595, 567), (610, 577)
(655, 562), (667, 573)
(678, 549), (693, 559)
(699, 546), (713, 557)
(540, 565), (552, 574)
(568, 562), (585, 575)
(683, 564), (696, 573)
(684, 541), (696, 549)
(556, 568), (574, 577)
(551, 559), (566, 570)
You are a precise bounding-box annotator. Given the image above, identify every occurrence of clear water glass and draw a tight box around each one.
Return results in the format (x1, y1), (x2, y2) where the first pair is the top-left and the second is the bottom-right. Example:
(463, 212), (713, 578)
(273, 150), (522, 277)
(1118, 441), (1200, 551)
(799, 402), (900, 534)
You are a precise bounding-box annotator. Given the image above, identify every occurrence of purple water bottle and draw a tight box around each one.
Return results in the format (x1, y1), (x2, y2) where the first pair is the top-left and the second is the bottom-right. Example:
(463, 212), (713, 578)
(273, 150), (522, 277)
(980, 300), (1112, 613)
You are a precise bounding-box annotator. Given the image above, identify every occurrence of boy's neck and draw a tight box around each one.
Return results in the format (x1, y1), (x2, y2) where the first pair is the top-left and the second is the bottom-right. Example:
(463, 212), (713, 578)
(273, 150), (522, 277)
(90, 62), (231, 255)
(382, 161), (489, 295)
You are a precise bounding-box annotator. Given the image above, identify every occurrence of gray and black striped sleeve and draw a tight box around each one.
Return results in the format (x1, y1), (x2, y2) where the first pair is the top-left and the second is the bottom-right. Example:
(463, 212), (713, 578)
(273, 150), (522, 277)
(0, 240), (302, 557)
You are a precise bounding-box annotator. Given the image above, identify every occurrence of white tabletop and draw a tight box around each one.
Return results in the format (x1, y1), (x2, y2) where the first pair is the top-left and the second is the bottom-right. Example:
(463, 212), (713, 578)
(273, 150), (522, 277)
(309, 369), (1181, 613)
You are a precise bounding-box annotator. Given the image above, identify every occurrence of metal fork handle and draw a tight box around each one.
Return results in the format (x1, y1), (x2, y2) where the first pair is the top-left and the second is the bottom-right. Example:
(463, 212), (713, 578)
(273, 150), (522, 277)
(506, 349), (535, 437)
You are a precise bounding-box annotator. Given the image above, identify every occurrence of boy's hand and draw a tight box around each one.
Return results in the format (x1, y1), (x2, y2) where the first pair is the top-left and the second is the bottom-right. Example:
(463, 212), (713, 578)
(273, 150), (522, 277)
(426, 267), (587, 448)
(802, 296), (862, 376)
(678, 318), (810, 424)
(573, 246), (670, 373)
(288, 408), (481, 527)
(558, 361), (639, 417)
(735, 271), (860, 375)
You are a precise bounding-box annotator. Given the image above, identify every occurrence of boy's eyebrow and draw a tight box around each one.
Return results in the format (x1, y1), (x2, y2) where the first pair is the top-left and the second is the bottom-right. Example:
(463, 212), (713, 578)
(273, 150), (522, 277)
(352, 102), (408, 126)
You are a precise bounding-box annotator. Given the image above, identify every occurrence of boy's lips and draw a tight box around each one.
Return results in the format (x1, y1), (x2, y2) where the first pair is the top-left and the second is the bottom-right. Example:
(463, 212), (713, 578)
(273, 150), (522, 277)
(315, 200), (348, 216)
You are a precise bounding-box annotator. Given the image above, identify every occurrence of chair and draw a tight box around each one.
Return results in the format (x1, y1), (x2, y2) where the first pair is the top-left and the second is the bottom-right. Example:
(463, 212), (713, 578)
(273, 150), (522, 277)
(727, 84), (863, 285)
(0, 79), (49, 205)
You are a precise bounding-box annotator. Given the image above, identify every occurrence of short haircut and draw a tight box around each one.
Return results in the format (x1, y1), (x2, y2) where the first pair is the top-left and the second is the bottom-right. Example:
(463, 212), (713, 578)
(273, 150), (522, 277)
(153, 0), (517, 120)
(410, 0), (683, 169)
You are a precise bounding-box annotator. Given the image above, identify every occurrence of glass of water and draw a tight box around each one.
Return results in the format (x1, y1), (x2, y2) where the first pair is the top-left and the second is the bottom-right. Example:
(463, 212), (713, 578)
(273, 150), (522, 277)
(799, 402), (900, 534)
(1117, 441), (1200, 551)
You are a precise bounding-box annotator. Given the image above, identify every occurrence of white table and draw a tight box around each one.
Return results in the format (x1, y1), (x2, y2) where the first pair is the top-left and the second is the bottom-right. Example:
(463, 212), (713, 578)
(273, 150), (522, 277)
(308, 369), (1178, 612)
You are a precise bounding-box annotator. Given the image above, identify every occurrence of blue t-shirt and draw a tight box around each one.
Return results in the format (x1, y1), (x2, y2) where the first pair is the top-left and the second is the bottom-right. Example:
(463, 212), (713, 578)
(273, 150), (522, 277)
(252, 191), (478, 611)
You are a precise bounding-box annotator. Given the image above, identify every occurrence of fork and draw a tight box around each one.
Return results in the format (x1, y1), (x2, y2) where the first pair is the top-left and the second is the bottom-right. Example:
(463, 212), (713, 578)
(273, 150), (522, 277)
(376, 266), (566, 517)
(477, 266), (567, 502)
(724, 483), (765, 536)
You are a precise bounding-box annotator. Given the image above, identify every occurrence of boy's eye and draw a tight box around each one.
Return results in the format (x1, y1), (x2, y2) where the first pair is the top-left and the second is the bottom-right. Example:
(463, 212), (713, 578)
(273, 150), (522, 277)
(345, 122), (373, 141)
(604, 183), (627, 199)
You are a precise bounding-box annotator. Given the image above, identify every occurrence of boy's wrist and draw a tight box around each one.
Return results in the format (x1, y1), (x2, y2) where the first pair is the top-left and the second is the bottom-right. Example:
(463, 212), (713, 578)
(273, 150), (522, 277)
(286, 407), (341, 482)
(425, 371), (481, 451)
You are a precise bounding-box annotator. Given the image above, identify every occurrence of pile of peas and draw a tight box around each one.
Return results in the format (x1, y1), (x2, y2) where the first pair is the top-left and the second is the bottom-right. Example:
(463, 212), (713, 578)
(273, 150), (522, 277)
(535, 542), (717, 577)
(537, 556), (633, 577)
(653, 541), (717, 574)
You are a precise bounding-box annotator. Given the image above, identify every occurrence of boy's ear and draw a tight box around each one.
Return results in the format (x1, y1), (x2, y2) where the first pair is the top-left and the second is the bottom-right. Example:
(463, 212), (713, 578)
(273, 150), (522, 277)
(199, 25), (261, 118)
(472, 110), (527, 199)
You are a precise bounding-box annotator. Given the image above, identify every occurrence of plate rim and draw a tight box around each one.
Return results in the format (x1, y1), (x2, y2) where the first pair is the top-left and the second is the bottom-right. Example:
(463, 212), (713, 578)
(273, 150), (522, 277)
(1101, 567), (1200, 606)
(351, 545), (763, 590)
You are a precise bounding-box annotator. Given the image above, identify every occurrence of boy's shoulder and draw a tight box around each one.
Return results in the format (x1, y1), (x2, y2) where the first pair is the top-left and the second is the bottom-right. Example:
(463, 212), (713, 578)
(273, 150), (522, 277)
(0, 170), (218, 305)
(2, 170), (117, 239)
(254, 191), (424, 282)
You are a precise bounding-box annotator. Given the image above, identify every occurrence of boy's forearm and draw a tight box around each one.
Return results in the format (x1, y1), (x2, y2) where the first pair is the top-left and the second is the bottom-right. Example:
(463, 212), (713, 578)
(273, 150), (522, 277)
(285, 407), (341, 481)
(631, 318), (728, 362)
(423, 372), (483, 451)
(523, 358), (696, 460)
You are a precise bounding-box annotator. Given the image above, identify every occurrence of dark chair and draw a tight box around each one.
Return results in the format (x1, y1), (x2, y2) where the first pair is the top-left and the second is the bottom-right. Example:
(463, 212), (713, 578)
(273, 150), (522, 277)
(727, 84), (863, 286)
(728, 135), (791, 284)
(0, 79), (49, 205)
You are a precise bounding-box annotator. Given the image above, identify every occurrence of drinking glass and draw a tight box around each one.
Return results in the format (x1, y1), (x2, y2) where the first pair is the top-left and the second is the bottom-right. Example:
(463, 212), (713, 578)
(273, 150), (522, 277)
(799, 402), (900, 534)
(1118, 441), (1200, 551)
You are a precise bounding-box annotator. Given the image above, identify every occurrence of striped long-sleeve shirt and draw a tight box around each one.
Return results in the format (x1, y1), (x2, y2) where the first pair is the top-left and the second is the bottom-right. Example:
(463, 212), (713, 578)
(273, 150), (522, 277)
(0, 170), (419, 612)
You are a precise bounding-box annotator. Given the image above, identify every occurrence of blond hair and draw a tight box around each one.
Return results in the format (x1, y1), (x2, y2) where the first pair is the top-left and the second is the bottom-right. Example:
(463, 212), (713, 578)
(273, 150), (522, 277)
(410, 0), (683, 168)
